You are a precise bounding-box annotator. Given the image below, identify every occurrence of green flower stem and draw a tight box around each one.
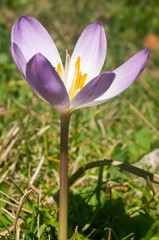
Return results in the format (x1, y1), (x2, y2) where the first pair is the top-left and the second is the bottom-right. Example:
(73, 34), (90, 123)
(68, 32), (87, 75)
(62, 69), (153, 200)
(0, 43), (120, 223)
(58, 113), (71, 240)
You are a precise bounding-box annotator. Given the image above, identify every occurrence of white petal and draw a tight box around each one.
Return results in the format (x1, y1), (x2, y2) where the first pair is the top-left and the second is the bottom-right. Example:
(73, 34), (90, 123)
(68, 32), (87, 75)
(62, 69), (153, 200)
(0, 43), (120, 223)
(67, 22), (106, 91)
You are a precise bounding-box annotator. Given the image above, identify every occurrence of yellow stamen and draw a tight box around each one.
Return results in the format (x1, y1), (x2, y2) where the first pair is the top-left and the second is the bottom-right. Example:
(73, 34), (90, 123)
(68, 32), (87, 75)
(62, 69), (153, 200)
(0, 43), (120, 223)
(74, 71), (81, 90)
(79, 73), (87, 89)
(75, 57), (80, 72)
(69, 56), (88, 100)
(56, 63), (62, 79)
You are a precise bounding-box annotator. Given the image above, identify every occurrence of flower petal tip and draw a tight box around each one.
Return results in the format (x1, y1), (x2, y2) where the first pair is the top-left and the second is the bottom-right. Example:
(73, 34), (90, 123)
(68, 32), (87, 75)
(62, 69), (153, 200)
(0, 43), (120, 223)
(29, 52), (44, 62)
(92, 21), (104, 30)
(18, 15), (26, 20)
(145, 47), (151, 53)
(15, 15), (30, 26)
(17, 15), (31, 22)
(141, 48), (151, 63)
(143, 47), (151, 57)
(105, 71), (116, 76)
(94, 21), (102, 26)
(27, 53), (55, 72)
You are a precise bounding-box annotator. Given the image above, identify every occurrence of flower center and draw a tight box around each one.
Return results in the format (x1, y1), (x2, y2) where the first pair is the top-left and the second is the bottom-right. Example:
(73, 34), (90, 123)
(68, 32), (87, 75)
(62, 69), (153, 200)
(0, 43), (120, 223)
(56, 53), (87, 101)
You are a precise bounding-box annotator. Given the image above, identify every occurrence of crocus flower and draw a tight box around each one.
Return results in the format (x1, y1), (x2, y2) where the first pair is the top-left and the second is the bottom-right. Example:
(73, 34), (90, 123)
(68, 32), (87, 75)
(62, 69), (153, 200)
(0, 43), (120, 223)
(11, 16), (151, 240)
(11, 16), (150, 114)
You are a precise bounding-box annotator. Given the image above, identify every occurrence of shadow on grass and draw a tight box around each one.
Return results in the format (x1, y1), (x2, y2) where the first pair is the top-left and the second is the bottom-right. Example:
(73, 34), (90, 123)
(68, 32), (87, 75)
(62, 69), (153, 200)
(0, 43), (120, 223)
(68, 193), (154, 240)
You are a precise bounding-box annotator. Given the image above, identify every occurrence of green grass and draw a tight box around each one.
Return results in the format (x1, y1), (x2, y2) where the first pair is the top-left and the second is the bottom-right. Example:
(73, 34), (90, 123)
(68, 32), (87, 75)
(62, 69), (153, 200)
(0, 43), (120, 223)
(0, 0), (159, 239)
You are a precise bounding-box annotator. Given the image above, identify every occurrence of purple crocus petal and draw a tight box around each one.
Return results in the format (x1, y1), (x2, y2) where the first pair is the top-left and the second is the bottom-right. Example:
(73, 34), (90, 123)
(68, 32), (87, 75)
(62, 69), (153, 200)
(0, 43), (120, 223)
(11, 43), (43, 99)
(67, 22), (107, 91)
(11, 42), (27, 78)
(81, 48), (150, 108)
(70, 72), (115, 109)
(26, 53), (70, 113)
(11, 16), (63, 69)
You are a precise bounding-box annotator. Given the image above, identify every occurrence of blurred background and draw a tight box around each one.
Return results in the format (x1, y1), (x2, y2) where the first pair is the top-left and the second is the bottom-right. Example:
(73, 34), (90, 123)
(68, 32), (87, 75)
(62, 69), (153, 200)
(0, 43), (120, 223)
(0, 0), (159, 239)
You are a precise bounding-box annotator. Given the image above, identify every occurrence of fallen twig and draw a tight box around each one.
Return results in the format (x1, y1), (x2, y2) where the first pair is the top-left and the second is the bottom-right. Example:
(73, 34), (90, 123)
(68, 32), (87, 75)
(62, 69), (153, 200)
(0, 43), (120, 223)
(13, 189), (33, 240)
(30, 156), (45, 186)
(53, 159), (159, 201)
